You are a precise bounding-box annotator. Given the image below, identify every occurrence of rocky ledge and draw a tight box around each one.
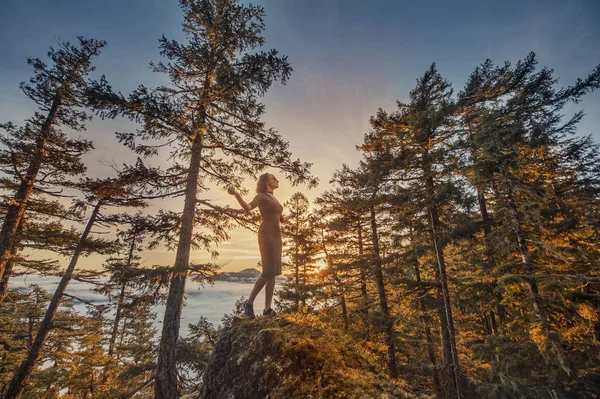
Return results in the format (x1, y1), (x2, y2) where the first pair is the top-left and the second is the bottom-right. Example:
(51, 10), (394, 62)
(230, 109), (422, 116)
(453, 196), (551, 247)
(194, 313), (407, 399)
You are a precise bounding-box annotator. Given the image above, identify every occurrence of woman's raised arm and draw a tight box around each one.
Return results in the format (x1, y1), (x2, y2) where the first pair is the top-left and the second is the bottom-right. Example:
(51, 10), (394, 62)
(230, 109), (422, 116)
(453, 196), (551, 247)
(228, 187), (253, 212)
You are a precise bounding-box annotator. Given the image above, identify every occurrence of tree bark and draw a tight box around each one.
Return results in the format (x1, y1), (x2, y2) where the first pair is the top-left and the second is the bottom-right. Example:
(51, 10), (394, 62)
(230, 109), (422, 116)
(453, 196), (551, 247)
(357, 224), (371, 340)
(4, 200), (102, 399)
(505, 183), (545, 321)
(320, 230), (348, 330)
(477, 187), (495, 271)
(477, 187), (505, 331)
(0, 247), (18, 304)
(103, 232), (137, 387)
(154, 132), (203, 399)
(410, 223), (442, 399)
(339, 290), (349, 331)
(369, 204), (398, 379)
(0, 96), (61, 304)
(294, 214), (300, 311)
(424, 169), (462, 399)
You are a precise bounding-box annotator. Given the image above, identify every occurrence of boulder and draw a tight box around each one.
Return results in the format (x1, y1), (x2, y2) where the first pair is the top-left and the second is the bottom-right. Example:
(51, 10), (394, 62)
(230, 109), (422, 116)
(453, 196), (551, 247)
(198, 314), (407, 399)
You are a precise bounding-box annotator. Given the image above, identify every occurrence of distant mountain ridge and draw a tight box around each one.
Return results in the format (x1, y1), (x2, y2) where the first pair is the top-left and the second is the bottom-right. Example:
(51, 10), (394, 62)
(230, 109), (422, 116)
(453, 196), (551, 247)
(217, 268), (260, 282)
(218, 268), (287, 283)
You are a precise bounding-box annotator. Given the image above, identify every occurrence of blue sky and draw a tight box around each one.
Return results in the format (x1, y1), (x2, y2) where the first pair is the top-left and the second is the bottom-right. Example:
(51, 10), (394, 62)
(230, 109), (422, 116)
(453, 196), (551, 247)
(1, 0), (599, 271)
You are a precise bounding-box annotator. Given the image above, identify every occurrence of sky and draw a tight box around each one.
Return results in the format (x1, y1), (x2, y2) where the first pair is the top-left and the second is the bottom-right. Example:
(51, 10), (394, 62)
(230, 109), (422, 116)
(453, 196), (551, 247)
(1, 0), (599, 273)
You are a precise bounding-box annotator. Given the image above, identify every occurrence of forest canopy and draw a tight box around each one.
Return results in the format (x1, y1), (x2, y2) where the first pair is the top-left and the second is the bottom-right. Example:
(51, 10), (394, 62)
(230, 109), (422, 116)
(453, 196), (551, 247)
(1, 0), (600, 398)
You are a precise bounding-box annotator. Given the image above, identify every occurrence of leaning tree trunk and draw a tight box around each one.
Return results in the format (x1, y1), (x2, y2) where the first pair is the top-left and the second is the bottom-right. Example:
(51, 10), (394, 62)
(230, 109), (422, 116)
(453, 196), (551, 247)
(369, 204), (398, 379)
(424, 170), (462, 399)
(0, 246), (19, 305)
(409, 223), (443, 399)
(101, 234), (136, 390)
(320, 231), (349, 330)
(105, 283), (126, 369)
(504, 183), (544, 322)
(477, 186), (505, 332)
(0, 96), (60, 304)
(0, 217), (25, 304)
(504, 182), (568, 395)
(357, 224), (371, 339)
(155, 132), (203, 399)
(3, 200), (102, 399)
(294, 215), (301, 311)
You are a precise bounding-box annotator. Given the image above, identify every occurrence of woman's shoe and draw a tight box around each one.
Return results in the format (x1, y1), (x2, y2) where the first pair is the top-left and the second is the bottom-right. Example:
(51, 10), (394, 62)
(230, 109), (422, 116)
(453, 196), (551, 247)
(263, 308), (276, 318)
(243, 300), (255, 319)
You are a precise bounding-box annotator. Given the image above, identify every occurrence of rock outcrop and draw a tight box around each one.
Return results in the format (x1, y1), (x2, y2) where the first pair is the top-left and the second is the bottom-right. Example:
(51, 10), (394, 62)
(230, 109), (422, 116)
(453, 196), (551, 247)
(198, 314), (407, 399)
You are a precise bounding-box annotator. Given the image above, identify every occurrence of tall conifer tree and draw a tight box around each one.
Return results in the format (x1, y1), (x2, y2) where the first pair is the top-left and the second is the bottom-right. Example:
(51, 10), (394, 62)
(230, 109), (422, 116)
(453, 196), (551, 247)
(457, 53), (600, 394)
(366, 65), (466, 396)
(4, 176), (145, 399)
(279, 192), (319, 312)
(88, 1), (314, 396)
(0, 37), (104, 303)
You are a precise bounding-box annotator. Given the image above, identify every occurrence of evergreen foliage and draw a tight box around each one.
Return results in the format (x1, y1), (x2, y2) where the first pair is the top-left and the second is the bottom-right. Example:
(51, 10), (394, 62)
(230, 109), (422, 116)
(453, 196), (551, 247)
(278, 192), (321, 312)
(86, 1), (315, 397)
(0, 37), (104, 304)
(0, 5), (599, 397)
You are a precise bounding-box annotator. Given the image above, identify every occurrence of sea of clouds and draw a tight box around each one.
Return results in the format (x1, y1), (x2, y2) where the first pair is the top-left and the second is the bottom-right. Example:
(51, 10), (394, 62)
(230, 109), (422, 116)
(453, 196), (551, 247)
(10, 275), (279, 337)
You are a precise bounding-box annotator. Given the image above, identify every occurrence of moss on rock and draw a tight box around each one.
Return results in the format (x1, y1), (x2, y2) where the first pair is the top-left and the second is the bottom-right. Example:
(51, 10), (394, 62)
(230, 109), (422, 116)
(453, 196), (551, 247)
(199, 313), (407, 399)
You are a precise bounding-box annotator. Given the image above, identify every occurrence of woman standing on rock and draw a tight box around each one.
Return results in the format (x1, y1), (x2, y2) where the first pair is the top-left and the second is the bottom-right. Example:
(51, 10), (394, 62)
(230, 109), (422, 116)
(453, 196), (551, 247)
(228, 173), (294, 318)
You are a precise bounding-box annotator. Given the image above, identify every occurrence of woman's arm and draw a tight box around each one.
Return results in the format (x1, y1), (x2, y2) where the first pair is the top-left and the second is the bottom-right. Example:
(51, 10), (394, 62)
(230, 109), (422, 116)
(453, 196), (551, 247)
(228, 187), (253, 212)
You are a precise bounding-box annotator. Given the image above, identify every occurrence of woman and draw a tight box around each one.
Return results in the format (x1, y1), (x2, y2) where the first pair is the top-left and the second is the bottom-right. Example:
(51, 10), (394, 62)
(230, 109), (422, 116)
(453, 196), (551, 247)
(228, 173), (294, 318)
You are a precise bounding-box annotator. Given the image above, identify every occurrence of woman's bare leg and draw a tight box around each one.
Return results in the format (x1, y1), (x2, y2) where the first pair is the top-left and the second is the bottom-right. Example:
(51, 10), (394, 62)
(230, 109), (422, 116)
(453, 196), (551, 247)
(265, 276), (276, 309)
(248, 276), (269, 305)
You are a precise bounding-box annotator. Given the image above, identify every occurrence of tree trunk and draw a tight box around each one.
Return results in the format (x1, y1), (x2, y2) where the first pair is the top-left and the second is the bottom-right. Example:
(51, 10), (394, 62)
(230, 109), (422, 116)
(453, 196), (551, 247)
(4, 200), (102, 399)
(505, 183), (545, 321)
(424, 168), (462, 399)
(477, 187), (506, 331)
(154, 132), (203, 399)
(302, 263), (307, 309)
(0, 248), (18, 304)
(357, 224), (370, 340)
(320, 230), (348, 330)
(0, 214), (24, 303)
(100, 283), (127, 390)
(477, 188), (495, 271)
(294, 216), (300, 311)
(339, 290), (349, 331)
(0, 96), (61, 303)
(102, 233), (137, 388)
(410, 223), (443, 399)
(369, 205), (398, 379)
(108, 284), (126, 354)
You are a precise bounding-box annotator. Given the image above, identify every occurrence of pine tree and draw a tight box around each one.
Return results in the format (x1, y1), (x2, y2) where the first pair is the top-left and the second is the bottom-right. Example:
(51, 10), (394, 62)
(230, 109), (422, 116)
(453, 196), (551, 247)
(315, 165), (374, 339)
(87, 1), (315, 396)
(91, 214), (167, 398)
(456, 53), (600, 395)
(279, 192), (320, 312)
(0, 286), (50, 392)
(366, 64), (466, 396)
(326, 156), (400, 379)
(176, 316), (220, 395)
(3, 176), (145, 399)
(0, 37), (104, 303)
(0, 286), (106, 398)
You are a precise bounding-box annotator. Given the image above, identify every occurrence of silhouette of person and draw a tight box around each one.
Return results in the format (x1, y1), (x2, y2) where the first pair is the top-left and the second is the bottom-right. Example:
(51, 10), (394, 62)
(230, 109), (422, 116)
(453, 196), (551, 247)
(228, 173), (294, 318)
